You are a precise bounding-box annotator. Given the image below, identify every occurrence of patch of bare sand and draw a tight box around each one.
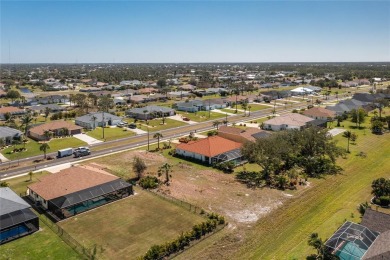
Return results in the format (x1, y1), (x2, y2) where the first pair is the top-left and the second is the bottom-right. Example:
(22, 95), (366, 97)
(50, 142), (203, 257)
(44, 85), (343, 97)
(160, 168), (289, 225)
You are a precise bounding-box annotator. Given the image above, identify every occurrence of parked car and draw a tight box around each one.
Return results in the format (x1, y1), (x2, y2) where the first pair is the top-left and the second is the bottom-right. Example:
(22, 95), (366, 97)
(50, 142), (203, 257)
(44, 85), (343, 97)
(183, 117), (190, 121)
(128, 123), (137, 129)
(73, 147), (91, 158)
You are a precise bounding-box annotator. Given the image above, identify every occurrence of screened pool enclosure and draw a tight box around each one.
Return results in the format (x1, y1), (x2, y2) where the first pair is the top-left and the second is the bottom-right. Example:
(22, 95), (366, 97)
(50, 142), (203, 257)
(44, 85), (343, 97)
(325, 221), (379, 260)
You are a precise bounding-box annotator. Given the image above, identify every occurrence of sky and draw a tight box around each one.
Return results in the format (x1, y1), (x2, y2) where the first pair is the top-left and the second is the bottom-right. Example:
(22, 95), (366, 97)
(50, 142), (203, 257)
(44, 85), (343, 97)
(1, 1), (389, 63)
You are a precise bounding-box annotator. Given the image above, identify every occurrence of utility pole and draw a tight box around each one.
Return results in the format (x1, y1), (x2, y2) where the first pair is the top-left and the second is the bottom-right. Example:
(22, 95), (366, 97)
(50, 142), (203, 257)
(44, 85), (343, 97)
(225, 113), (228, 125)
(209, 99), (211, 118)
(147, 125), (150, 151)
(102, 111), (105, 140)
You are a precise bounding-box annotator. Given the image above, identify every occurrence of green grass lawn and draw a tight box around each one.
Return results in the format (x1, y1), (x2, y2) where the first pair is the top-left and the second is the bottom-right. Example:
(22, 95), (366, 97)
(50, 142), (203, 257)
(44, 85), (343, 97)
(58, 189), (205, 259)
(2, 137), (87, 160)
(247, 104), (273, 112)
(85, 127), (135, 141)
(232, 111), (390, 259)
(176, 111), (225, 122)
(0, 172), (80, 260)
(125, 118), (187, 132)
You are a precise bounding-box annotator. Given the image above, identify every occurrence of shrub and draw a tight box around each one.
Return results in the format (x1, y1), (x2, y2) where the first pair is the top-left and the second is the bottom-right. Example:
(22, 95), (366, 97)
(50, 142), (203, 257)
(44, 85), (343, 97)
(139, 176), (159, 189)
(379, 196), (390, 207)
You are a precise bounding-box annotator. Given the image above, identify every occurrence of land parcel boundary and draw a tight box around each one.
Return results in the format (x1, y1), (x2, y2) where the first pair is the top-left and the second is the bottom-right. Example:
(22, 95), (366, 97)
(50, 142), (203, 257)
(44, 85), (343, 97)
(58, 188), (205, 259)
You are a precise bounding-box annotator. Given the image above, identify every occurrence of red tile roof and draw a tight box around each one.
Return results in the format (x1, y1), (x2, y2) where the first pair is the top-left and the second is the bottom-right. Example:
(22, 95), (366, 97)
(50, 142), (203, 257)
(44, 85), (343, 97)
(0, 107), (24, 114)
(28, 165), (118, 200)
(176, 136), (241, 157)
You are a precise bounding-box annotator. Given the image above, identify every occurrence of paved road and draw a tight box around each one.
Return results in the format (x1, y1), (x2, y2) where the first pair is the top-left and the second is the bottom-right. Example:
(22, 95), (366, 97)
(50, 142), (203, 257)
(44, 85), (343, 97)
(0, 91), (364, 178)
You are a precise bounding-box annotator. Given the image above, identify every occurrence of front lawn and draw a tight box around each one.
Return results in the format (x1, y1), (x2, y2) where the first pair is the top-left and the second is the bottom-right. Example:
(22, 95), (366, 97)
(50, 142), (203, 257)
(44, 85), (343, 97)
(85, 127), (135, 141)
(58, 189), (205, 259)
(2, 137), (87, 160)
(125, 118), (187, 132)
(176, 111), (225, 122)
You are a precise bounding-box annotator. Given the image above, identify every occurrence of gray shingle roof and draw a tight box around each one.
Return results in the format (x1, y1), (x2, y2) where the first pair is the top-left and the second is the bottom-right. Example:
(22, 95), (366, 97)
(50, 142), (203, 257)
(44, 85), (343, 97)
(0, 127), (23, 139)
(127, 105), (174, 115)
(75, 112), (122, 123)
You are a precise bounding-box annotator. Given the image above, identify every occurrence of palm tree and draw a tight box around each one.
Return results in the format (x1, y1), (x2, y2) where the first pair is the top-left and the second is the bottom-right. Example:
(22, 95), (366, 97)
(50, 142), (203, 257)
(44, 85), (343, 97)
(44, 107), (51, 121)
(248, 105), (252, 116)
(241, 102), (248, 116)
(213, 120), (221, 130)
(28, 171), (33, 182)
(43, 130), (53, 141)
(153, 132), (163, 150)
(158, 163), (172, 185)
(343, 130), (352, 153)
(39, 143), (50, 159)
(91, 115), (97, 129)
(21, 113), (34, 136)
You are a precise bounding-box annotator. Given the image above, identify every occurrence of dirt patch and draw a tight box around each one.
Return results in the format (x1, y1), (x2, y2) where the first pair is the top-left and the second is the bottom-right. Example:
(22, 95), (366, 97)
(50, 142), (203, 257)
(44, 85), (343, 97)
(159, 167), (289, 225)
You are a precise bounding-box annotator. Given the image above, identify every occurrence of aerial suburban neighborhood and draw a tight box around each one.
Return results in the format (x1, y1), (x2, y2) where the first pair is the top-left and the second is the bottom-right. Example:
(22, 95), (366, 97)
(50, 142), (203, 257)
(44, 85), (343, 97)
(1, 0), (389, 259)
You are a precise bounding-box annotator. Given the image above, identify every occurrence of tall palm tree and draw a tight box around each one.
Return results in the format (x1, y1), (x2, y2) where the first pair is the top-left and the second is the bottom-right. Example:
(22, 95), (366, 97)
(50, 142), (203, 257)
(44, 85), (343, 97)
(153, 132), (163, 149)
(343, 130), (352, 153)
(241, 102), (248, 116)
(248, 105), (252, 116)
(39, 143), (50, 159)
(213, 120), (221, 130)
(21, 113), (34, 136)
(44, 107), (51, 121)
(158, 163), (172, 185)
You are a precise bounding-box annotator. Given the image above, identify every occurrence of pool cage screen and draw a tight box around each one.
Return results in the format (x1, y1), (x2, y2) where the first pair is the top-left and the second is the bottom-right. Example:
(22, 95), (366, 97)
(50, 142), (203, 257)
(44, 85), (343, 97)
(325, 221), (379, 260)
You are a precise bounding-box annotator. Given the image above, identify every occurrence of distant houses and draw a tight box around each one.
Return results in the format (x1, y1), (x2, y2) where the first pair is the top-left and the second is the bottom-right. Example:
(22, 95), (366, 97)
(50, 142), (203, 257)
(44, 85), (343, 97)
(75, 112), (122, 129)
(27, 165), (133, 220)
(175, 136), (243, 165)
(28, 121), (83, 141)
(0, 187), (39, 244)
(126, 105), (175, 120)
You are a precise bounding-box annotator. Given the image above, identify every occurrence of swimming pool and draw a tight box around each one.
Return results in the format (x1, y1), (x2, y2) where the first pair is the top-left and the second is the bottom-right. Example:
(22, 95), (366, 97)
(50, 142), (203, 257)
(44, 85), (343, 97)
(0, 225), (29, 242)
(19, 88), (32, 93)
(336, 241), (366, 260)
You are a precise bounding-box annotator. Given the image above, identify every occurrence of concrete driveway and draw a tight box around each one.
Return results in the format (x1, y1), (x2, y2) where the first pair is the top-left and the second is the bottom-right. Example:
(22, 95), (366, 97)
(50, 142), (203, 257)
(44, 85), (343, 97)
(168, 114), (197, 124)
(126, 127), (147, 135)
(328, 128), (346, 137)
(73, 133), (103, 145)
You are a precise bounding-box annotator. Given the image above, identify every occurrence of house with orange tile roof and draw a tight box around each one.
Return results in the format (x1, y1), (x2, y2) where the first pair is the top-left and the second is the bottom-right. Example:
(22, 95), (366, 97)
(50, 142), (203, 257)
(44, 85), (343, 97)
(28, 120), (83, 141)
(218, 126), (271, 143)
(263, 113), (314, 131)
(302, 107), (336, 121)
(27, 165), (133, 220)
(0, 107), (26, 120)
(175, 136), (243, 165)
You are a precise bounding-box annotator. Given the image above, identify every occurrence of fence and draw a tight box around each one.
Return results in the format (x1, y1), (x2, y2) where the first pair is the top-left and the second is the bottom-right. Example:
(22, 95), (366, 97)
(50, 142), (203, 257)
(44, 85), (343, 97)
(39, 214), (93, 259)
(147, 189), (204, 215)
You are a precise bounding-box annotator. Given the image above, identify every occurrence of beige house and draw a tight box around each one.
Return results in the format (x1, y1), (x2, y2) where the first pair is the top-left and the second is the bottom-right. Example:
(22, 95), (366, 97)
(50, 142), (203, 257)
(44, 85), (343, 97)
(302, 107), (336, 121)
(218, 126), (270, 143)
(263, 113), (314, 131)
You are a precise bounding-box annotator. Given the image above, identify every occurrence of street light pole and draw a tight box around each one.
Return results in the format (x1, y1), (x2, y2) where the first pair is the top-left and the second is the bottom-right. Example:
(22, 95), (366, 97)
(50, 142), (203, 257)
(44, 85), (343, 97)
(147, 125), (150, 151)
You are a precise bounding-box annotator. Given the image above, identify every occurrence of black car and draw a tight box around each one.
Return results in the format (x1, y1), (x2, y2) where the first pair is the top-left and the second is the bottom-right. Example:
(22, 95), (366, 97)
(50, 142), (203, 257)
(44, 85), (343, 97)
(128, 123), (137, 129)
(73, 147), (91, 158)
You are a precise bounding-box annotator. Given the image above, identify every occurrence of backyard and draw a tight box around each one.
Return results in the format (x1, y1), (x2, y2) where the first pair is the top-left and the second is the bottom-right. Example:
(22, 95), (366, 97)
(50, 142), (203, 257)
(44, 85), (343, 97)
(58, 189), (206, 259)
(85, 126), (135, 141)
(1, 137), (87, 160)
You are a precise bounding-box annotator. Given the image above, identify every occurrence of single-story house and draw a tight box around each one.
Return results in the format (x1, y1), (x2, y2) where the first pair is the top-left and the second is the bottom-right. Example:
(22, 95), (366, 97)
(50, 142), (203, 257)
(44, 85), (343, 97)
(302, 107), (336, 120)
(167, 91), (191, 99)
(178, 84), (196, 91)
(175, 136), (243, 165)
(0, 107), (26, 120)
(290, 87), (314, 96)
(75, 112), (122, 129)
(325, 209), (390, 260)
(263, 113), (314, 131)
(176, 98), (227, 112)
(126, 105), (175, 120)
(138, 88), (158, 95)
(113, 97), (127, 105)
(326, 99), (375, 116)
(29, 104), (65, 113)
(28, 120), (83, 141)
(32, 95), (69, 104)
(0, 188), (39, 244)
(0, 127), (23, 145)
(27, 165), (133, 220)
(218, 126), (271, 143)
(305, 86), (322, 92)
(79, 87), (102, 92)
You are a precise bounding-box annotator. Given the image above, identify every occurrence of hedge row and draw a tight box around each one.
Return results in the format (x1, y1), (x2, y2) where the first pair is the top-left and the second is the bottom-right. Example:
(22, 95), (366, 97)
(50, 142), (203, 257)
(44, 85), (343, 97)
(140, 213), (225, 260)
